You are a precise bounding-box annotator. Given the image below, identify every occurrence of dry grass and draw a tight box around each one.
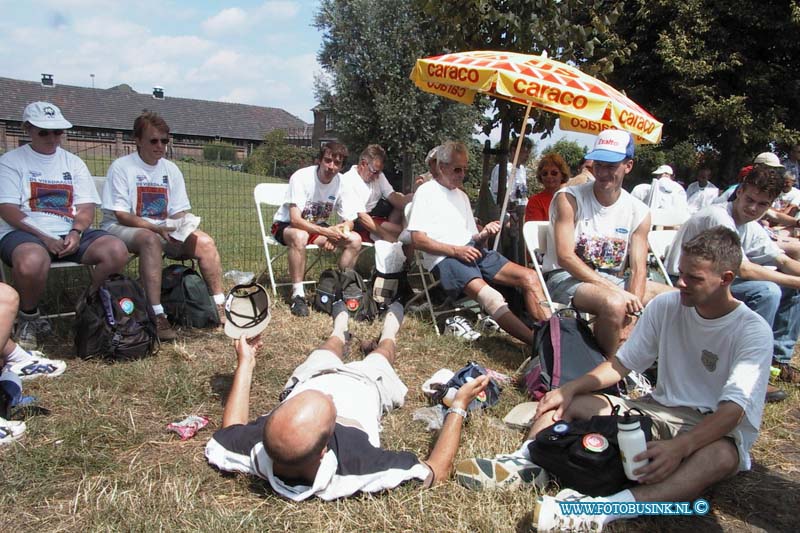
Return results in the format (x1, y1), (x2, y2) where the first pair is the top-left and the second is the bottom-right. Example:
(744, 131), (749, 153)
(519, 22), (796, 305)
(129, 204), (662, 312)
(1, 302), (798, 532)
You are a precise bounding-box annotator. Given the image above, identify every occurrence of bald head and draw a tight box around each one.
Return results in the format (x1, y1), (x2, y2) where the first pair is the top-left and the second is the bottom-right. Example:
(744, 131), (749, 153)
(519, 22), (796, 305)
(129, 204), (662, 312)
(263, 390), (337, 468)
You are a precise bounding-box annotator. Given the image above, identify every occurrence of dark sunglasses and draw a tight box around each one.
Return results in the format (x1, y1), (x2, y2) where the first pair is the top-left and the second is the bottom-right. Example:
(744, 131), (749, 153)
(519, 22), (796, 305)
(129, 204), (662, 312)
(37, 129), (64, 137)
(540, 170), (561, 177)
(149, 138), (170, 145)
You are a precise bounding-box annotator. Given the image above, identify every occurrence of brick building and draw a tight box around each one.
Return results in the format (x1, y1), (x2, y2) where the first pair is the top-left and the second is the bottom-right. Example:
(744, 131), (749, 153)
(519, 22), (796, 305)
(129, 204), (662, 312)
(0, 75), (312, 161)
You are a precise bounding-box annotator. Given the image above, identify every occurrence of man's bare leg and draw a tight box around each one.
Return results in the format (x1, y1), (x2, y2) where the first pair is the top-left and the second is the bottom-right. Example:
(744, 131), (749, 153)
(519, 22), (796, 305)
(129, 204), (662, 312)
(10, 244), (50, 311)
(572, 283), (629, 356)
(0, 284), (19, 357)
(282, 228), (310, 285)
(337, 233), (363, 270)
(464, 278), (532, 344)
(82, 235), (129, 291)
(124, 229), (165, 304)
(492, 262), (552, 322)
(182, 230), (224, 295)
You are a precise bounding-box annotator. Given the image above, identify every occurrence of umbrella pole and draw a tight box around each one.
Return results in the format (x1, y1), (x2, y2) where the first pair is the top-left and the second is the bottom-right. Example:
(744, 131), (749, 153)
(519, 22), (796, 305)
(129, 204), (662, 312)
(493, 102), (533, 252)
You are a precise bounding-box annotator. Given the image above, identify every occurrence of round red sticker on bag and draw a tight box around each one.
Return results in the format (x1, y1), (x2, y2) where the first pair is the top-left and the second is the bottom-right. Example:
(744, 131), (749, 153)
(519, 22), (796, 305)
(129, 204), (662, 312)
(582, 433), (608, 453)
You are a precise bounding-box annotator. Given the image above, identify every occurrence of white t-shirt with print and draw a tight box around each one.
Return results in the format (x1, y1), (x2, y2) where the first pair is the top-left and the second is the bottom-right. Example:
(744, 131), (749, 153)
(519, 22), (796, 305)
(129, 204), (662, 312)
(616, 291), (772, 471)
(340, 165), (395, 214)
(407, 179), (478, 271)
(0, 144), (98, 239)
(771, 187), (800, 211)
(542, 182), (649, 273)
(490, 163), (528, 206)
(273, 165), (354, 224)
(686, 181), (719, 214)
(664, 203), (783, 276)
(100, 152), (191, 228)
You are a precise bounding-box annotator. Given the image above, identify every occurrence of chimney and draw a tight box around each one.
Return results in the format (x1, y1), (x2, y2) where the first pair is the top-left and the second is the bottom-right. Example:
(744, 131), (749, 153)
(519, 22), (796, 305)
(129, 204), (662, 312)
(41, 74), (54, 87)
(152, 86), (165, 99)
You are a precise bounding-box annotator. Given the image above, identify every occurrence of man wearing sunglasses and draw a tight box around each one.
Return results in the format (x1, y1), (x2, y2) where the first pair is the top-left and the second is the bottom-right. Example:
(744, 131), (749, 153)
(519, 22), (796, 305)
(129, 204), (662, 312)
(0, 102), (129, 350)
(101, 111), (226, 341)
(340, 144), (410, 243)
(408, 141), (551, 345)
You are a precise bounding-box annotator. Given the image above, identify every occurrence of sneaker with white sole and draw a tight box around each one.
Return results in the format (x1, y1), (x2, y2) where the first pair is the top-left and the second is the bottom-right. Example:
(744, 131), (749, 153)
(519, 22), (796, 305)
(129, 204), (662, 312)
(5, 351), (66, 380)
(455, 454), (548, 491)
(444, 316), (481, 341)
(476, 313), (501, 332)
(0, 417), (25, 445)
(534, 488), (605, 532)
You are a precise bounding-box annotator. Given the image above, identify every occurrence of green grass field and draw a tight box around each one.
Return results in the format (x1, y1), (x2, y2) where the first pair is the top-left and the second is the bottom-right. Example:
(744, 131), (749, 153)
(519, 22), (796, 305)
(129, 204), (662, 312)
(2, 302), (799, 532)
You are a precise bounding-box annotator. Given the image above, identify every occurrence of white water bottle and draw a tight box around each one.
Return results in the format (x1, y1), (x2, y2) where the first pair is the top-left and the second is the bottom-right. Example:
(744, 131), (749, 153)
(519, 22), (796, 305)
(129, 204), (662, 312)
(617, 414), (649, 481)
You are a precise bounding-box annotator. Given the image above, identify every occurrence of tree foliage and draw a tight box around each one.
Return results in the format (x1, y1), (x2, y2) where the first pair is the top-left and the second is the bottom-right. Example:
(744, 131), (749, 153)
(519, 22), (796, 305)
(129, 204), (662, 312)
(541, 139), (586, 173)
(243, 130), (315, 179)
(314, 0), (483, 190)
(610, 0), (800, 185)
(202, 142), (238, 162)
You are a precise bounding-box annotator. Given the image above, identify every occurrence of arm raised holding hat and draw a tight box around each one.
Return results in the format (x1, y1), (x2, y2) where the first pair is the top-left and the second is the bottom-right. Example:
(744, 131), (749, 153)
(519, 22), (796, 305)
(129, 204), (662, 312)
(221, 335), (263, 428)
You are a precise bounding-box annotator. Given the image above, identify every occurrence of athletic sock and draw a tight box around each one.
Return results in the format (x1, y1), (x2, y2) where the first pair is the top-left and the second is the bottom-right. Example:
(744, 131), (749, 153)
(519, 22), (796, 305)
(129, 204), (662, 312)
(152, 304), (165, 316)
(597, 489), (638, 526)
(506, 439), (535, 462)
(380, 302), (404, 342)
(4, 345), (30, 364)
(332, 305), (349, 342)
(292, 283), (305, 299)
(212, 293), (225, 305)
(19, 308), (39, 319)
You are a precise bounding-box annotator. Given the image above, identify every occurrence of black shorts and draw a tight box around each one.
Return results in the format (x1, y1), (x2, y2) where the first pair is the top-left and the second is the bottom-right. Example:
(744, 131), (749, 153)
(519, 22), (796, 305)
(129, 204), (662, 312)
(0, 229), (111, 266)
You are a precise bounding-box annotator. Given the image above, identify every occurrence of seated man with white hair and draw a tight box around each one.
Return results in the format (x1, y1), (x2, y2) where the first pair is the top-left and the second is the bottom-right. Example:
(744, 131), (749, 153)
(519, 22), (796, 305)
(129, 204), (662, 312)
(631, 164), (689, 213)
(407, 140), (551, 345)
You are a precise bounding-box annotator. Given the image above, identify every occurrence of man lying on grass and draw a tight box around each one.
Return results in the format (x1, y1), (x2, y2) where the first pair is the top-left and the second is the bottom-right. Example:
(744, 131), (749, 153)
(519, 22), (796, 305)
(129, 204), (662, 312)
(205, 302), (489, 500)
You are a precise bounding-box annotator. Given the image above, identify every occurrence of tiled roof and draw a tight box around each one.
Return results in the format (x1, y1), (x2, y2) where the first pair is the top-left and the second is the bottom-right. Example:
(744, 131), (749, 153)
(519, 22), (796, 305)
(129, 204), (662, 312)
(0, 77), (310, 141)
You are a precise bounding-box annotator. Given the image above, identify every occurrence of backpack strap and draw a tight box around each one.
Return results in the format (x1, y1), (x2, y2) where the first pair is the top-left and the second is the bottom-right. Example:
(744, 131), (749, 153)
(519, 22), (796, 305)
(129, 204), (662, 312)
(548, 315), (562, 389)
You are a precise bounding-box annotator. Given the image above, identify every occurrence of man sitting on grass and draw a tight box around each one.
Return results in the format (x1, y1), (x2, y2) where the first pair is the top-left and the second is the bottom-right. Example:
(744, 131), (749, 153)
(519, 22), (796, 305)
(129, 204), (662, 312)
(205, 302), (489, 500)
(457, 227), (772, 532)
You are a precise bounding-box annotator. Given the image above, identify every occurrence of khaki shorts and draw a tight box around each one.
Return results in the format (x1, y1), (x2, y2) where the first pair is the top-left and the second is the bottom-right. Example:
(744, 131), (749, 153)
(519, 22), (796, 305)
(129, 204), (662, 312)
(104, 223), (187, 259)
(605, 394), (745, 470)
(285, 349), (408, 414)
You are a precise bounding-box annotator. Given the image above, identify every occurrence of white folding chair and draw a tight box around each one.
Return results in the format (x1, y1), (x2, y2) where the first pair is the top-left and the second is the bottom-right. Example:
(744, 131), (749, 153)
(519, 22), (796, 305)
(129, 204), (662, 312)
(522, 221), (559, 314)
(650, 208), (689, 229)
(254, 183), (326, 296)
(647, 229), (678, 287)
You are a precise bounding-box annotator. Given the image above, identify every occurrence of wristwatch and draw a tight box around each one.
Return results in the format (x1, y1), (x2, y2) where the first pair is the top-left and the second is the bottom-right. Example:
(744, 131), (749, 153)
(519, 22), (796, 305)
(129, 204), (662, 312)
(446, 407), (468, 420)
(69, 228), (83, 237)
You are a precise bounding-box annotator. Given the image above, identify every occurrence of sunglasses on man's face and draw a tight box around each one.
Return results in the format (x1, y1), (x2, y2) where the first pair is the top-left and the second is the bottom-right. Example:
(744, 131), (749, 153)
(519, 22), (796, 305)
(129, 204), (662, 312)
(148, 137), (170, 145)
(37, 129), (63, 137)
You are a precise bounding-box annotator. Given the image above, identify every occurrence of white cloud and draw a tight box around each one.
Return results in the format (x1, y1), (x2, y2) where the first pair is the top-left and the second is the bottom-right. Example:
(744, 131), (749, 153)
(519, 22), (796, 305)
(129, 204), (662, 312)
(74, 15), (147, 40)
(145, 35), (214, 58)
(201, 7), (249, 36)
(256, 1), (300, 20)
(219, 86), (262, 105)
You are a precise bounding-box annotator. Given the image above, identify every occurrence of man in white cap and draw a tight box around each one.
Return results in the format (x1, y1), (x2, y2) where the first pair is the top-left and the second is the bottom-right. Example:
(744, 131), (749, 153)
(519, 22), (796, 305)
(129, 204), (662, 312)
(101, 110), (226, 340)
(631, 164), (689, 214)
(413, 145), (441, 192)
(489, 136), (533, 207)
(541, 129), (672, 356)
(0, 102), (129, 350)
(686, 167), (719, 214)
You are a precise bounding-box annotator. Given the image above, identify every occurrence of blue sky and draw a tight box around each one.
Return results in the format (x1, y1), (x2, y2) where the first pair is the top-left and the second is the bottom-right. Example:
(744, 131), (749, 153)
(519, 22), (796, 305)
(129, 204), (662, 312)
(0, 0), (593, 150)
(0, 0), (324, 122)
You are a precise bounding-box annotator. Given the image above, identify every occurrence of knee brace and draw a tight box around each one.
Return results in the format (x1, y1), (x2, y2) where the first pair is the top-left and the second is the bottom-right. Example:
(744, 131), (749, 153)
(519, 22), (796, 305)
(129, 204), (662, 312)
(476, 285), (510, 320)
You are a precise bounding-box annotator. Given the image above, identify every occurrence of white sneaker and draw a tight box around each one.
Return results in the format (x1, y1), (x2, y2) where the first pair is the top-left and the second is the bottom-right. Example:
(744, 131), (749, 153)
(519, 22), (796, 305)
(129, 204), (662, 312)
(0, 417), (25, 445)
(5, 351), (66, 380)
(444, 316), (481, 341)
(476, 313), (501, 332)
(455, 454), (548, 491)
(534, 488), (605, 532)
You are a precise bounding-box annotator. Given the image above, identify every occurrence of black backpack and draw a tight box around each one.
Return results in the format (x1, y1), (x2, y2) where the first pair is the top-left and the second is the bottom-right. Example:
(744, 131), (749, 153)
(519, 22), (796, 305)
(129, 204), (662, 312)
(74, 274), (158, 361)
(529, 407), (653, 496)
(313, 269), (341, 315)
(313, 269), (378, 322)
(161, 263), (220, 328)
(518, 309), (616, 400)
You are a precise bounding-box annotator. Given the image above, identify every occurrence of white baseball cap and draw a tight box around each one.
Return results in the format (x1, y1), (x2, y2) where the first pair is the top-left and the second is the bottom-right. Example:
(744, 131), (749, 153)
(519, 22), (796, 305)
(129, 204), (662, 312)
(652, 164), (674, 175)
(22, 101), (72, 130)
(753, 152), (784, 168)
(585, 129), (635, 163)
(223, 283), (271, 339)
